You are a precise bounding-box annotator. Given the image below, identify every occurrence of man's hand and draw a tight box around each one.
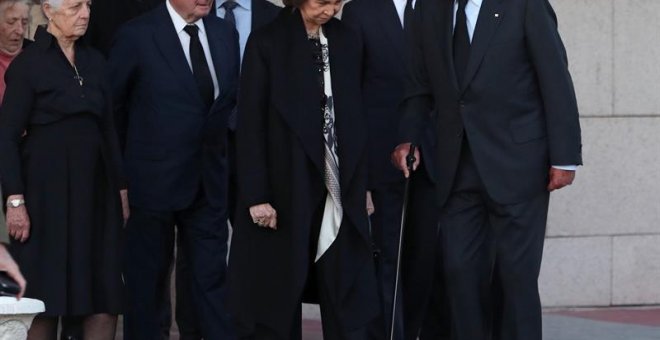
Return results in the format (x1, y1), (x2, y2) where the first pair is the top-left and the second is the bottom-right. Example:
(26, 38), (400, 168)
(0, 244), (26, 299)
(6, 195), (30, 243)
(249, 203), (278, 230)
(391, 143), (421, 178)
(547, 168), (576, 192)
(120, 189), (130, 224)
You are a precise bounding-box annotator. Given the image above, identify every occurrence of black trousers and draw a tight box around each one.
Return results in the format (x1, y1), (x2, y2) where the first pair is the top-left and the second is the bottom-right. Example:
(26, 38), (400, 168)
(370, 180), (405, 340)
(157, 233), (202, 340)
(175, 239), (203, 340)
(239, 259), (378, 340)
(440, 142), (549, 340)
(123, 191), (233, 340)
(240, 198), (380, 340)
(418, 237), (451, 340)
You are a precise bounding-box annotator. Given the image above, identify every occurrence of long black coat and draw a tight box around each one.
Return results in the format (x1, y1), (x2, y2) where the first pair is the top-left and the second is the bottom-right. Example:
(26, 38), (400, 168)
(228, 8), (379, 338)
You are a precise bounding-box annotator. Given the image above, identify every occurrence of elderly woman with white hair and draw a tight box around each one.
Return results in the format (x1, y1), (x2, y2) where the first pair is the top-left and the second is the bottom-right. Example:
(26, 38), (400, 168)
(0, 0), (30, 104)
(0, 0), (127, 338)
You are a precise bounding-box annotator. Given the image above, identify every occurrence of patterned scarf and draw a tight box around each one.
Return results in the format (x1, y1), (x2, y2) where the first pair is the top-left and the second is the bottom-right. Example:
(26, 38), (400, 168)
(315, 27), (343, 262)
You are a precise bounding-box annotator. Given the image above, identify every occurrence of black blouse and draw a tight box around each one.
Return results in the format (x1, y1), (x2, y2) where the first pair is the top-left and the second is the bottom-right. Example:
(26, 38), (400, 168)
(0, 27), (124, 196)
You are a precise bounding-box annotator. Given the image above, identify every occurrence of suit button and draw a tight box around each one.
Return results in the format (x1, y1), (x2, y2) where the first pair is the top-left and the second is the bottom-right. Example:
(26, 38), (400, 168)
(459, 100), (465, 107)
(457, 130), (463, 138)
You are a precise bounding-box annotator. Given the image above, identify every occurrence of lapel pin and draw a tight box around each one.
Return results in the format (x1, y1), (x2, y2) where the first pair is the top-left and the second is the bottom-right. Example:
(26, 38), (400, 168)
(495, 13), (500, 18)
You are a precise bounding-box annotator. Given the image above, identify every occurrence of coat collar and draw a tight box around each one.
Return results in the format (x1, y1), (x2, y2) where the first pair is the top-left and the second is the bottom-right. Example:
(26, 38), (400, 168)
(274, 9), (366, 207)
(34, 25), (88, 51)
(459, 0), (504, 92)
(376, 0), (405, 63)
(153, 4), (202, 104)
(435, 0), (460, 92)
(204, 15), (233, 101)
(436, 0), (506, 94)
(278, 7), (325, 174)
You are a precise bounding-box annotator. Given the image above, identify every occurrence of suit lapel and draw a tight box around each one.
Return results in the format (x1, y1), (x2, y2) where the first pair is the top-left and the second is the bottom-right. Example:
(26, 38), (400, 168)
(204, 17), (229, 100)
(281, 10), (324, 173)
(376, 0), (405, 63)
(210, 1), (217, 16)
(438, 0), (460, 92)
(251, 0), (265, 30)
(325, 21), (365, 198)
(152, 6), (202, 104)
(460, 0), (504, 92)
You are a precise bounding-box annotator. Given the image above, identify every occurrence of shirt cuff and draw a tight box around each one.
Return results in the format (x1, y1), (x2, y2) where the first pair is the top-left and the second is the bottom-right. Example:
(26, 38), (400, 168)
(552, 165), (578, 171)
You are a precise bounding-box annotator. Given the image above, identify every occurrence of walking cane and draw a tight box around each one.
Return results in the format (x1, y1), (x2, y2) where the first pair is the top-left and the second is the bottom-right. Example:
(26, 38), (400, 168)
(389, 143), (417, 340)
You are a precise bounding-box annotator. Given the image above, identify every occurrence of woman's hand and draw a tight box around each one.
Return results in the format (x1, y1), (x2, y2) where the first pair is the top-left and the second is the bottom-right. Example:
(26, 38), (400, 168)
(0, 244), (26, 299)
(249, 203), (277, 230)
(366, 191), (375, 216)
(120, 189), (130, 224)
(6, 195), (30, 243)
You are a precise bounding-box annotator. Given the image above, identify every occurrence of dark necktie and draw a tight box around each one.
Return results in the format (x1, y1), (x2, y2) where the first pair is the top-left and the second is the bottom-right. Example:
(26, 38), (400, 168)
(453, 0), (471, 86)
(403, 0), (414, 28)
(183, 24), (214, 107)
(222, 1), (238, 26)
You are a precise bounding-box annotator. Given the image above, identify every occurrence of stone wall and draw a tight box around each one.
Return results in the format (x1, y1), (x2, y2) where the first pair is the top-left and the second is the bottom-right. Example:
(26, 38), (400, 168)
(540, 0), (660, 307)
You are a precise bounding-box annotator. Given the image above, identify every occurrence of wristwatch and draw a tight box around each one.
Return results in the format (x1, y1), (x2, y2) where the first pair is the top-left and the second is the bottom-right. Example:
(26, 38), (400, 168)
(6, 199), (25, 208)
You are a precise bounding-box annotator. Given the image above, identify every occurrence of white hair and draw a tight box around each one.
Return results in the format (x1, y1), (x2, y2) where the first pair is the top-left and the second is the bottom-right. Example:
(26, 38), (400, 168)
(0, 0), (31, 8)
(42, 0), (62, 10)
(0, 0), (29, 18)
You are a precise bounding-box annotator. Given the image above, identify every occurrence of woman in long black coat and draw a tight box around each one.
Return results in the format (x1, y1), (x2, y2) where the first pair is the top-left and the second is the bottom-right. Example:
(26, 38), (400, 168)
(228, 1), (380, 339)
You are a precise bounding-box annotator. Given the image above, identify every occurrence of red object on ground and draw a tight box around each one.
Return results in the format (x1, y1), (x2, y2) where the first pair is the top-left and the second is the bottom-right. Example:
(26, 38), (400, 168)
(552, 308), (660, 327)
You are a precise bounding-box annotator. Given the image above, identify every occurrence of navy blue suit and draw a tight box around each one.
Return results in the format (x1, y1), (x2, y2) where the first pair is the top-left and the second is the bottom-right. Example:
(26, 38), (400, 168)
(399, 0), (581, 339)
(342, 2), (444, 339)
(108, 4), (239, 339)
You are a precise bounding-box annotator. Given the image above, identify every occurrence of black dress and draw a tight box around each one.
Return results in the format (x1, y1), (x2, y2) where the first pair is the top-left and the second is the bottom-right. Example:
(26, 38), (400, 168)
(0, 28), (124, 316)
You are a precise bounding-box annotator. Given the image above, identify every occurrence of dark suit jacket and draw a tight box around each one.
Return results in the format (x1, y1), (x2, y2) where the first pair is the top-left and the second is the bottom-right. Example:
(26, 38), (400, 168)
(228, 8), (378, 338)
(251, 0), (280, 29)
(108, 4), (240, 211)
(86, 0), (162, 56)
(400, 0), (582, 206)
(343, 0), (437, 188)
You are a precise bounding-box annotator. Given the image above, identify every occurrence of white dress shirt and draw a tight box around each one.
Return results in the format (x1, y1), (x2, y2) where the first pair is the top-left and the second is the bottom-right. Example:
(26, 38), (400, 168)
(216, 0), (251, 61)
(452, 0), (481, 41)
(452, 0), (576, 171)
(393, 0), (417, 27)
(166, 0), (220, 99)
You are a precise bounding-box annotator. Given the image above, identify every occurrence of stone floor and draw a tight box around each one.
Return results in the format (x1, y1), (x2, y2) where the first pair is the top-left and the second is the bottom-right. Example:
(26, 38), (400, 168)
(116, 307), (660, 339)
(544, 308), (660, 340)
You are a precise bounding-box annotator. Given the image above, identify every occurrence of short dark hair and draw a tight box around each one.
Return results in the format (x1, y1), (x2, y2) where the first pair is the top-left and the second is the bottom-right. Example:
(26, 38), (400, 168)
(281, 0), (305, 7)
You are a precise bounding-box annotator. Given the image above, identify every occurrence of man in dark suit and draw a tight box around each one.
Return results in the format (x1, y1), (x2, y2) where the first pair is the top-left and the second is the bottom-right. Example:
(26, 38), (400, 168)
(342, 1), (449, 339)
(108, 0), (240, 338)
(392, 0), (582, 339)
